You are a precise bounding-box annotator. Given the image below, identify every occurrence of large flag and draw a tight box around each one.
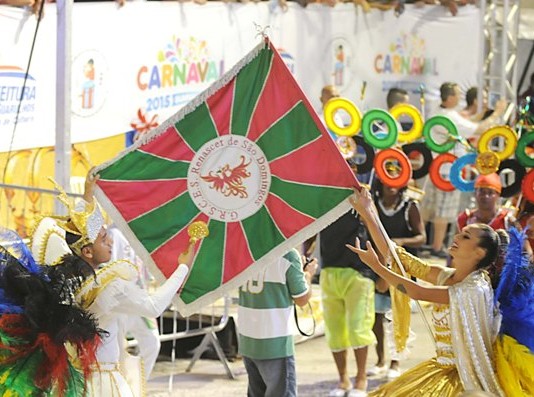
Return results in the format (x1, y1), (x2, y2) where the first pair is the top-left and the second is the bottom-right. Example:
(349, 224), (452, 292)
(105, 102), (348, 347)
(94, 38), (359, 315)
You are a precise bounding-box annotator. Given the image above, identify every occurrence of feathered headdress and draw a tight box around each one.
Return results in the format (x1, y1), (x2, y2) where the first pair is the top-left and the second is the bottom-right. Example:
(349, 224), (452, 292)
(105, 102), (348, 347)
(0, 228), (102, 396)
(495, 227), (534, 352)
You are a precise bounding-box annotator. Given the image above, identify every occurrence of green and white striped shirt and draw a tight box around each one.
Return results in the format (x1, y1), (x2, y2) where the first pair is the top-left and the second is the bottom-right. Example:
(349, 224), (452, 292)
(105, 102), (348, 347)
(238, 249), (308, 360)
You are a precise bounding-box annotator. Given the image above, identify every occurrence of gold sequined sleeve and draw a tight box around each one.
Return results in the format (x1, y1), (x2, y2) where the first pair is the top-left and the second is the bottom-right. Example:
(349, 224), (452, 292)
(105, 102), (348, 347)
(393, 246), (431, 280)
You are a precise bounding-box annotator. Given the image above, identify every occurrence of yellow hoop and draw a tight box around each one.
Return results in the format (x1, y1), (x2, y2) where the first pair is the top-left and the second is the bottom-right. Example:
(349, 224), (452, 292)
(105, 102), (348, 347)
(323, 97), (362, 137)
(477, 126), (518, 161)
(389, 103), (423, 143)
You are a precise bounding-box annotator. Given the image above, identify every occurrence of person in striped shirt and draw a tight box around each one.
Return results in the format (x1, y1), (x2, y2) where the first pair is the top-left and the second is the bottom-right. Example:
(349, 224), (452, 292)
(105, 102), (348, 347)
(238, 249), (318, 397)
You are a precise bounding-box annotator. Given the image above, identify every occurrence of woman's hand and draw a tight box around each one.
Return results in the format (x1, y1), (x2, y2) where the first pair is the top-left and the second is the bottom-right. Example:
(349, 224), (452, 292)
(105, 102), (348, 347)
(348, 186), (376, 221)
(346, 238), (382, 271)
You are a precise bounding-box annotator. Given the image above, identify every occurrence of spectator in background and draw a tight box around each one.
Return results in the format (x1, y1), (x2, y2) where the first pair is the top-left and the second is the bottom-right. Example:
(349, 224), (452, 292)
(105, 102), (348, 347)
(310, 183), (377, 396)
(516, 201), (534, 257)
(368, 177), (425, 380)
(1, 0), (43, 17)
(460, 87), (494, 122)
(238, 250), (318, 397)
(386, 87), (409, 110)
(421, 82), (507, 259)
(386, 87), (412, 130)
(108, 226), (161, 379)
(456, 173), (515, 232)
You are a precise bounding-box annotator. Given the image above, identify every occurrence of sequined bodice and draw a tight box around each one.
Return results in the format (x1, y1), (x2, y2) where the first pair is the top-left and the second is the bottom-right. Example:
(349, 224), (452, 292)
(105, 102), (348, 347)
(432, 303), (455, 367)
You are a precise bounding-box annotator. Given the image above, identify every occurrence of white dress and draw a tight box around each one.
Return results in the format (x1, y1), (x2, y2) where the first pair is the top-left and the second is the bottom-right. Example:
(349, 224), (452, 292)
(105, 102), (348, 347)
(76, 260), (188, 397)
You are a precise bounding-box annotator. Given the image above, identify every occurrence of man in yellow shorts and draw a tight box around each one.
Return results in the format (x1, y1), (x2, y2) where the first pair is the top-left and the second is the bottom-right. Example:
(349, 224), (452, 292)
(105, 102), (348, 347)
(317, 210), (377, 397)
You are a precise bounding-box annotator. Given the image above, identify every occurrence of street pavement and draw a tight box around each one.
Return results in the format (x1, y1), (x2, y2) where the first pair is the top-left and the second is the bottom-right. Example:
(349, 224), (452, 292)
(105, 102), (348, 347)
(147, 302), (437, 396)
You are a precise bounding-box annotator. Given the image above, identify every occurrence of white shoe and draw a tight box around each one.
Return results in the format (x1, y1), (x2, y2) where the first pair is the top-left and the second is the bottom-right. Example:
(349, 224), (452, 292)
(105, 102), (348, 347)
(367, 365), (387, 376)
(328, 388), (350, 397)
(387, 368), (401, 380)
(347, 389), (367, 397)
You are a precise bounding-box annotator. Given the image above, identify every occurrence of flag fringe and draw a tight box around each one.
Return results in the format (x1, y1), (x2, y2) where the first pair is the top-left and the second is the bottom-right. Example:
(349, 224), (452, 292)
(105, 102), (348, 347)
(96, 187), (353, 317)
(94, 39), (267, 174)
(174, 198), (353, 316)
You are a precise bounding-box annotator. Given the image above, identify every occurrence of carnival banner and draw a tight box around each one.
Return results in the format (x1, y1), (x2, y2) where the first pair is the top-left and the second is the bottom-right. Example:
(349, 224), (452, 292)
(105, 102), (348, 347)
(94, 39), (358, 315)
(0, 2), (481, 152)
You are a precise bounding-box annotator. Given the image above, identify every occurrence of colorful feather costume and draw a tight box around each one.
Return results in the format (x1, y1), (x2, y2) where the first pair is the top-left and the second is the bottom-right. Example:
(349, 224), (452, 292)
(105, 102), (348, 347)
(493, 227), (534, 396)
(0, 227), (102, 397)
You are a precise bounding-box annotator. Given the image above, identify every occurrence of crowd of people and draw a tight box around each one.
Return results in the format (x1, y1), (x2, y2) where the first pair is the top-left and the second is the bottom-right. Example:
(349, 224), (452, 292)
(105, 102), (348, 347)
(0, 71), (532, 397)
(312, 81), (533, 396)
(0, 0), (477, 19)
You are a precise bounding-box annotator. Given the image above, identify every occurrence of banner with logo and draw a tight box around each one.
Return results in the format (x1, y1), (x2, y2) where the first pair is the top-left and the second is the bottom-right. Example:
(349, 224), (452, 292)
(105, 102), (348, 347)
(94, 39), (358, 315)
(277, 4), (482, 116)
(0, 3), (481, 152)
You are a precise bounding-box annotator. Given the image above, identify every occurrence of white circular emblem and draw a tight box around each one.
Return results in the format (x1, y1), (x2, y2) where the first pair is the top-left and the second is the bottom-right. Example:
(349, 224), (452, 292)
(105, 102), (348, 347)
(188, 135), (271, 222)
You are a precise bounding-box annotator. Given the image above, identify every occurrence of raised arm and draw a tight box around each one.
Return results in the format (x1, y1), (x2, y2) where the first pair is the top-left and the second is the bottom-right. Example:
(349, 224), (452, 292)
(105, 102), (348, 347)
(83, 167), (100, 204)
(90, 241), (196, 318)
(350, 187), (445, 285)
(347, 239), (450, 305)
(348, 187), (391, 261)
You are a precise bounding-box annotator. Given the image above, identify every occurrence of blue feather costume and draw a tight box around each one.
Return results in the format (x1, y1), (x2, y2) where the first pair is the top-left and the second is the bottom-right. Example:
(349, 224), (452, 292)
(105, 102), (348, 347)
(493, 227), (534, 396)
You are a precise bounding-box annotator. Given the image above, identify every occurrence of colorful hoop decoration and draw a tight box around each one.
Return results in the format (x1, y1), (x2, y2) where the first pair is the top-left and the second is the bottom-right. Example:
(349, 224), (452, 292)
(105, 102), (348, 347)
(450, 153), (477, 192)
(477, 126), (518, 161)
(522, 169), (534, 203)
(497, 159), (526, 198)
(361, 109), (399, 149)
(402, 142), (432, 179)
(324, 98), (362, 137)
(352, 136), (375, 175)
(373, 148), (412, 189)
(422, 115), (459, 153)
(389, 103), (423, 143)
(515, 132), (534, 167)
(429, 153), (457, 192)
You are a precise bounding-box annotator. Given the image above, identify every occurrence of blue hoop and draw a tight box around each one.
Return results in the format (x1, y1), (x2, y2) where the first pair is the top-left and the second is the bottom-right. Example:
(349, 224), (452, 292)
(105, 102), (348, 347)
(450, 153), (477, 192)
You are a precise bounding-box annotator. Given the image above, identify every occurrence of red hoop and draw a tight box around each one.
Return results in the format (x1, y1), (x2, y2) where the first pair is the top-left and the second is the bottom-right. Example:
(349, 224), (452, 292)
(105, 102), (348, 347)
(429, 153), (457, 192)
(373, 148), (413, 189)
(522, 169), (534, 203)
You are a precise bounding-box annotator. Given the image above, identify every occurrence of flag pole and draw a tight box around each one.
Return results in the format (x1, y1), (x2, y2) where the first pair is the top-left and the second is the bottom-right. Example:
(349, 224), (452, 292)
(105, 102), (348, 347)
(370, 209), (437, 348)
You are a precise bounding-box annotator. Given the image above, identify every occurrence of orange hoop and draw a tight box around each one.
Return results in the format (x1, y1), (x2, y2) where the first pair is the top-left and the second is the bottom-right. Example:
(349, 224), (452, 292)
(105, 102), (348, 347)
(373, 148), (413, 189)
(429, 153), (457, 192)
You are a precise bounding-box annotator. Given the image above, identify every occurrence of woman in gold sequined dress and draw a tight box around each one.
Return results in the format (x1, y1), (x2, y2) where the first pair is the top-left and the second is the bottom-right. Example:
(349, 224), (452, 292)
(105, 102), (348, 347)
(347, 187), (506, 397)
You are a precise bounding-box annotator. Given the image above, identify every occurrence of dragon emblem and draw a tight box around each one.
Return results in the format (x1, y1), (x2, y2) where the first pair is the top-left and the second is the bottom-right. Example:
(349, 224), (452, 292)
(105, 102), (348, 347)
(201, 155), (252, 198)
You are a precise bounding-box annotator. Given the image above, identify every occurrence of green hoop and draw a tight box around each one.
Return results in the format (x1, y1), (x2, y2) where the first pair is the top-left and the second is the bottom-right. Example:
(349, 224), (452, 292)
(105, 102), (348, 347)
(515, 132), (534, 167)
(361, 109), (398, 149)
(423, 115), (459, 153)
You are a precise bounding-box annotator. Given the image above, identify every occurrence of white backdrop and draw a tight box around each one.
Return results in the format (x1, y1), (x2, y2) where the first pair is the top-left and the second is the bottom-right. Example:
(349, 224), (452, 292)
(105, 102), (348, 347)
(0, 2), (482, 151)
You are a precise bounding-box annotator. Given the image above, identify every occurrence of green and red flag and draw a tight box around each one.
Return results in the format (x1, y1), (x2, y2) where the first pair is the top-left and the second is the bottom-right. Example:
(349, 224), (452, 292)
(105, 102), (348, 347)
(95, 38), (359, 315)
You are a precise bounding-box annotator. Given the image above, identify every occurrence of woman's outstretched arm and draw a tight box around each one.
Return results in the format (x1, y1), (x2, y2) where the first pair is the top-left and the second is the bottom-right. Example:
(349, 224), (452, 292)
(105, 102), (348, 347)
(347, 238), (450, 304)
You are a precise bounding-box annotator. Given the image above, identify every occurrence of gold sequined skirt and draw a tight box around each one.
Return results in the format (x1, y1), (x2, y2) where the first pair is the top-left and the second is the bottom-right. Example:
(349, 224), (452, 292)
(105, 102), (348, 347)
(369, 358), (464, 397)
